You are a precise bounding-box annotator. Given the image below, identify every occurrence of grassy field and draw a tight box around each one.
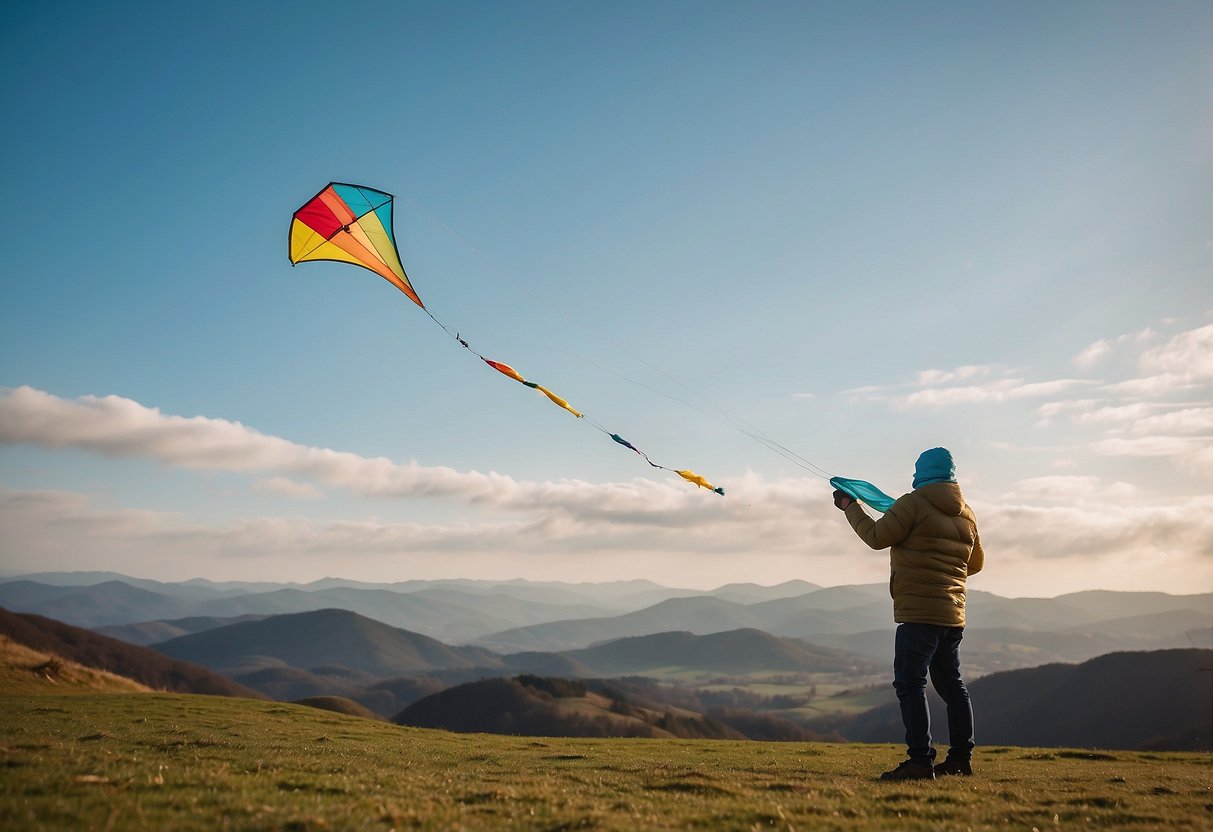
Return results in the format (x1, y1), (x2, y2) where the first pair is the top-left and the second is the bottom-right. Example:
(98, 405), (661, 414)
(2, 693), (1209, 831)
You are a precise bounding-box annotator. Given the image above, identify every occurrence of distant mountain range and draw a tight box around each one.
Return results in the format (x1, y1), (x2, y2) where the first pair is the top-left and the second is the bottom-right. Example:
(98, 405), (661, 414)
(0, 579), (617, 643)
(147, 607), (877, 680)
(4, 602), (1207, 751)
(473, 587), (896, 653)
(2, 573), (1208, 680)
(1, 572), (820, 629)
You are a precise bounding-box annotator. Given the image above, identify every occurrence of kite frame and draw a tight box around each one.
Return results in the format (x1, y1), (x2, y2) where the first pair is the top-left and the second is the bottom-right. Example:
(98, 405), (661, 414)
(288, 181), (405, 279)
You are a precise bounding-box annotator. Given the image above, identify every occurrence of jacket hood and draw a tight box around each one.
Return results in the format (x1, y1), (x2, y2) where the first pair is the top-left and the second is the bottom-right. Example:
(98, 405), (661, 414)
(916, 481), (965, 516)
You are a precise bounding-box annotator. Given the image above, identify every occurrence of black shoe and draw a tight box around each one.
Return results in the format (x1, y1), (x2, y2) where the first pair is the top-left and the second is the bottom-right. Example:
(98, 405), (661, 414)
(880, 759), (936, 781)
(933, 757), (973, 777)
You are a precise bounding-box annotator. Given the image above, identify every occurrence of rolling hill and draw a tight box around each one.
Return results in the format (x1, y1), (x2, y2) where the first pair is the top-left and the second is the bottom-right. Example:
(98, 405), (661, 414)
(811, 613), (1213, 677)
(151, 608), (504, 675)
(96, 613), (269, 645)
(832, 648), (1212, 751)
(224, 664), (380, 701)
(292, 695), (383, 720)
(5, 572), (1207, 683)
(475, 595), (768, 653)
(0, 634), (151, 695)
(394, 675), (747, 740)
(0, 608), (264, 698)
(522, 628), (880, 676)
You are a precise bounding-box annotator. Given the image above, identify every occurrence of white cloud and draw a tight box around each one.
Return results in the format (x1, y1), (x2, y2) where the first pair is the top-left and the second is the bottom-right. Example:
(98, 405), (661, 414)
(864, 319), (1212, 414)
(1129, 407), (1213, 436)
(1003, 475), (1138, 503)
(849, 317), (1213, 482)
(252, 477), (326, 500)
(976, 493), (1213, 564)
(914, 365), (997, 386)
(1072, 339), (1111, 370)
(1104, 373), (1204, 397)
(0, 388), (850, 538)
(1070, 326), (1159, 370)
(1096, 323), (1213, 397)
(1068, 402), (1161, 426)
(1040, 401), (1213, 433)
(4, 374), (1212, 593)
(1138, 324), (1213, 380)
(1091, 435), (1210, 460)
(0, 385), (545, 507)
(895, 378), (1096, 409)
(0, 387), (840, 523)
(0, 387), (857, 555)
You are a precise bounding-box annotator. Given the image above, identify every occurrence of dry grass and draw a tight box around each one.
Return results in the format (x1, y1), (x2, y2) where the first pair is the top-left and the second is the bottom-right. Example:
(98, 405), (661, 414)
(1, 691), (1209, 831)
(0, 637), (150, 695)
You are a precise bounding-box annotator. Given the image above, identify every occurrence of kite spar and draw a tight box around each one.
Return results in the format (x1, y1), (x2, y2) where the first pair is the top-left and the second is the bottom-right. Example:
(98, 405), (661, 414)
(288, 182), (725, 495)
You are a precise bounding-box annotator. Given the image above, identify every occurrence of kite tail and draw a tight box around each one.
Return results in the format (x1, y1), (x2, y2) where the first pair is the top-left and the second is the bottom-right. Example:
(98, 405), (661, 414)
(609, 434), (722, 493)
(479, 359), (584, 417)
(424, 308), (723, 494)
(676, 469), (725, 496)
(531, 384), (583, 418)
(610, 433), (660, 467)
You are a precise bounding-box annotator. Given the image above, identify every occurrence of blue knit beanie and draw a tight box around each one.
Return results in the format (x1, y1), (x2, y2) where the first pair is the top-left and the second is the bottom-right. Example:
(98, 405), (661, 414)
(913, 447), (956, 488)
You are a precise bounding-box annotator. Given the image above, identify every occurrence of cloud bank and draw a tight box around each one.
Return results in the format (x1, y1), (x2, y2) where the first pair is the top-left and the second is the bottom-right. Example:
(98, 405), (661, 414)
(0, 384), (843, 556)
(3, 374), (1212, 594)
(847, 318), (1213, 477)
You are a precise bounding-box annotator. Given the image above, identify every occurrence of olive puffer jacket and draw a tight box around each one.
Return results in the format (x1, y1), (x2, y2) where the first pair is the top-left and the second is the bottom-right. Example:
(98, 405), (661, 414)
(843, 482), (984, 627)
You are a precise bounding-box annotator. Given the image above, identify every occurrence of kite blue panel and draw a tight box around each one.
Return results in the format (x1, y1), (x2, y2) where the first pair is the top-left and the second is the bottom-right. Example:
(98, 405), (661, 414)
(830, 476), (897, 513)
(374, 203), (395, 244)
(334, 183), (388, 217)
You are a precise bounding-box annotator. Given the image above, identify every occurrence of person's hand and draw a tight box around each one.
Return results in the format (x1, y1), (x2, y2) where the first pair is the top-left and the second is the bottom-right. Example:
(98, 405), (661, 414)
(832, 489), (855, 510)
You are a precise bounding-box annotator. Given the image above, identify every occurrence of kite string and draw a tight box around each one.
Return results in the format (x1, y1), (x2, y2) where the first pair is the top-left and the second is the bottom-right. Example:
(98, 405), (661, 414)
(422, 305), (709, 480)
(403, 197), (836, 482)
(436, 320), (835, 480)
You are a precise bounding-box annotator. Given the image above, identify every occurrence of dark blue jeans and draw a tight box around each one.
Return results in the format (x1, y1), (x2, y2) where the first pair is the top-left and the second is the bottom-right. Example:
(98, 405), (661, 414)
(892, 622), (974, 763)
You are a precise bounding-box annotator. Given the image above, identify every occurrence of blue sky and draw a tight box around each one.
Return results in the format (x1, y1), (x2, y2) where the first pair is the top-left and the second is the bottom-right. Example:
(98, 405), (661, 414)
(2, 1), (1210, 595)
